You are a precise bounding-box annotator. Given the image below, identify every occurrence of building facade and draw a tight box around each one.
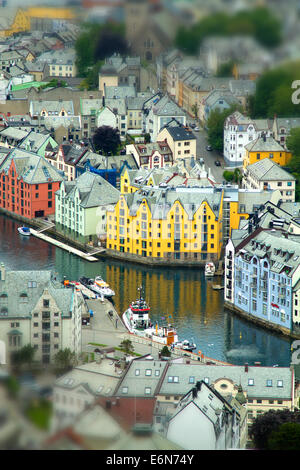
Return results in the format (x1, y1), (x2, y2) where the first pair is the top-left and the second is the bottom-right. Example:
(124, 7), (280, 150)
(0, 148), (64, 218)
(0, 263), (84, 365)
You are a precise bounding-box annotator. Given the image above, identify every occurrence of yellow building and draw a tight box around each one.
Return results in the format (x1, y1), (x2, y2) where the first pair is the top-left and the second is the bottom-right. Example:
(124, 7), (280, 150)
(243, 136), (292, 168)
(106, 186), (224, 263)
(0, 7), (75, 37)
(0, 9), (30, 37)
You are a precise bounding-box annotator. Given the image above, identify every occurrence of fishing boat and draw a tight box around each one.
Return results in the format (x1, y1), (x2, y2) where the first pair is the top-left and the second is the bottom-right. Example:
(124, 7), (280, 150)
(122, 287), (179, 346)
(175, 339), (197, 352)
(18, 226), (31, 236)
(205, 262), (215, 277)
(79, 276), (115, 298)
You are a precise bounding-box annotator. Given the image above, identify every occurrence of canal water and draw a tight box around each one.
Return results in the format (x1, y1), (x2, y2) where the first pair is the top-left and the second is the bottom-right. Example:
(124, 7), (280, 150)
(0, 214), (292, 367)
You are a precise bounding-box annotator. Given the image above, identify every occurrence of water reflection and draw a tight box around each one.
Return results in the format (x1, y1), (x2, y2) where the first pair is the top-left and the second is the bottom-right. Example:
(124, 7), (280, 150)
(0, 213), (292, 366)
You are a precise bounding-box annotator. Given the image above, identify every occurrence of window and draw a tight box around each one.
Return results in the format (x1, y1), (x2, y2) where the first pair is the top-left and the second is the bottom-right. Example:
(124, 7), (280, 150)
(277, 380), (283, 387)
(135, 369), (140, 376)
(189, 376), (195, 384)
(122, 387), (128, 394)
(145, 387), (151, 395)
(266, 379), (272, 387)
(248, 378), (254, 386)
(145, 369), (152, 376)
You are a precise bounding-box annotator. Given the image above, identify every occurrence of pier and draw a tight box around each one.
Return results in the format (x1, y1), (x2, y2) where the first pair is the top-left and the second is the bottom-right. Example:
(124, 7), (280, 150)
(30, 228), (100, 262)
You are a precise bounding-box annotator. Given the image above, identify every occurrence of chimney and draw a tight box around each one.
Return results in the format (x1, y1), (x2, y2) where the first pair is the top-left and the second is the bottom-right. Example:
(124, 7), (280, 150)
(245, 363), (248, 372)
(196, 381), (201, 391)
(192, 387), (197, 399)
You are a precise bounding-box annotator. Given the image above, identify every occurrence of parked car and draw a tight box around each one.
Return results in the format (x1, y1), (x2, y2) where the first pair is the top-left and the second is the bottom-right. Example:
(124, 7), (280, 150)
(189, 123), (196, 128)
(194, 127), (200, 131)
(215, 160), (221, 166)
(206, 145), (213, 151)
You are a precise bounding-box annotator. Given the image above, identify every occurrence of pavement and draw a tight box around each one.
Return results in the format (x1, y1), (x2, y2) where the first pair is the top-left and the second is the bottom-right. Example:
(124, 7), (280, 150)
(82, 298), (161, 359)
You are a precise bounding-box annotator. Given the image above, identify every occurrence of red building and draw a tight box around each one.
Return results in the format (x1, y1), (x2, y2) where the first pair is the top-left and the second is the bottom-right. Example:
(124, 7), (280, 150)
(0, 148), (64, 219)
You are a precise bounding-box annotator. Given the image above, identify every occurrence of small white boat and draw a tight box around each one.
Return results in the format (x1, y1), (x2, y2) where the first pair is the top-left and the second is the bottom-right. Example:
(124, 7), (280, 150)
(18, 226), (31, 236)
(79, 276), (115, 298)
(175, 339), (197, 352)
(205, 262), (215, 277)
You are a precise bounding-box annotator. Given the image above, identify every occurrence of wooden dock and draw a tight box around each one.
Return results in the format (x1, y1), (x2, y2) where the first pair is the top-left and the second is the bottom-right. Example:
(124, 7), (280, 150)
(30, 229), (99, 262)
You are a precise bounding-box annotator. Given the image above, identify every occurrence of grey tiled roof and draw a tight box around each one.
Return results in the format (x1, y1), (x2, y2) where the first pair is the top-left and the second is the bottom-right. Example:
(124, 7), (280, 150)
(59, 171), (120, 208)
(163, 126), (196, 141)
(245, 136), (285, 152)
(246, 159), (296, 182)
(0, 267), (73, 319)
(158, 363), (292, 400)
(0, 148), (64, 184)
(152, 95), (185, 117)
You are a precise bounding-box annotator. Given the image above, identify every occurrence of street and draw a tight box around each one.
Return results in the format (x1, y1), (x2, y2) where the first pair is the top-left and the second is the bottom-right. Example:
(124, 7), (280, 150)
(186, 119), (225, 183)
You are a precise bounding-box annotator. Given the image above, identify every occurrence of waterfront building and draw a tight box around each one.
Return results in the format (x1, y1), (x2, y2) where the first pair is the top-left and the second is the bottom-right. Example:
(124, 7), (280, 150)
(55, 171), (120, 244)
(157, 124), (197, 162)
(125, 141), (173, 169)
(224, 197), (300, 335)
(0, 263), (84, 365)
(223, 111), (273, 167)
(106, 185), (224, 263)
(0, 147), (64, 219)
(242, 159), (296, 202)
(243, 135), (292, 169)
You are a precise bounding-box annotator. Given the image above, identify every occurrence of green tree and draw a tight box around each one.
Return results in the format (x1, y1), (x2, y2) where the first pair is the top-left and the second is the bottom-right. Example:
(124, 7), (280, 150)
(54, 348), (76, 373)
(119, 339), (134, 355)
(216, 61), (236, 78)
(174, 7), (281, 56)
(75, 22), (127, 79)
(268, 422), (300, 450)
(11, 344), (35, 369)
(249, 409), (300, 449)
(92, 126), (121, 155)
(223, 170), (234, 183)
(249, 62), (300, 119)
(160, 346), (171, 358)
(207, 105), (242, 153)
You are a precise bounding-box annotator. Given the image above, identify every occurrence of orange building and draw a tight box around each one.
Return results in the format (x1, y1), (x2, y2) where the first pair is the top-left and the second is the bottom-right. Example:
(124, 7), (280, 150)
(0, 148), (64, 219)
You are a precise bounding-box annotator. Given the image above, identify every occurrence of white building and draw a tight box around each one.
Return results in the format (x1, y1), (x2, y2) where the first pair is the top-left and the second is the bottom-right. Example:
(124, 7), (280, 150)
(167, 380), (243, 450)
(0, 263), (84, 365)
(223, 111), (273, 167)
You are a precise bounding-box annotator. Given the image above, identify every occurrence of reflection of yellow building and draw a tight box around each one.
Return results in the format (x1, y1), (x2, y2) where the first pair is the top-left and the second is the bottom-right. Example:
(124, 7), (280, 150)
(106, 187), (224, 263)
(243, 136), (292, 168)
(105, 262), (223, 328)
(0, 7), (75, 37)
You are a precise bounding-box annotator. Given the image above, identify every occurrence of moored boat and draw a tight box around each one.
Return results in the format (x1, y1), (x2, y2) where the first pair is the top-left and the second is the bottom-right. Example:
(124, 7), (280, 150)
(205, 262), (215, 277)
(122, 287), (179, 347)
(18, 226), (31, 236)
(79, 276), (115, 298)
(175, 339), (197, 352)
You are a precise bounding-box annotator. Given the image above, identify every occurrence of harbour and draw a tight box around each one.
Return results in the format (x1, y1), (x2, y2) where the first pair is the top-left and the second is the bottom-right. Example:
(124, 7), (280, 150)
(0, 213), (292, 367)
